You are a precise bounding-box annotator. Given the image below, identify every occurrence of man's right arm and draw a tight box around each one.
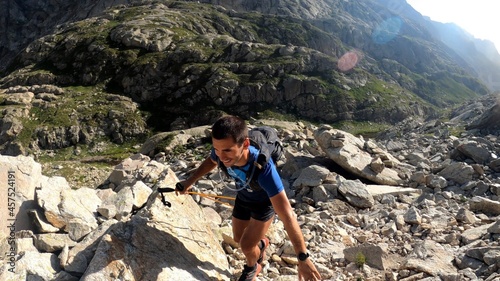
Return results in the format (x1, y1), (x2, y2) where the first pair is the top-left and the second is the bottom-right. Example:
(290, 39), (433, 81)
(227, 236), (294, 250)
(178, 156), (217, 194)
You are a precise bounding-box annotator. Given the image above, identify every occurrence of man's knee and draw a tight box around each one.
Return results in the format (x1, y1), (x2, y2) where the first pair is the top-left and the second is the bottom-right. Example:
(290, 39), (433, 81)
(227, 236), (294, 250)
(233, 235), (241, 244)
(239, 239), (256, 254)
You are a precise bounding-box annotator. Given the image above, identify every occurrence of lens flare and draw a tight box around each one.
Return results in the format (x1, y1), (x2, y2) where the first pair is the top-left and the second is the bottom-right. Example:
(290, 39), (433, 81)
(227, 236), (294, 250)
(372, 16), (403, 45)
(338, 51), (362, 72)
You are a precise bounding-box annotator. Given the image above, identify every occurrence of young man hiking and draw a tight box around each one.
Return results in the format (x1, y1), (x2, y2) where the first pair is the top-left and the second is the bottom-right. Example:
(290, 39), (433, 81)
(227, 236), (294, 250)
(178, 115), (322, 281)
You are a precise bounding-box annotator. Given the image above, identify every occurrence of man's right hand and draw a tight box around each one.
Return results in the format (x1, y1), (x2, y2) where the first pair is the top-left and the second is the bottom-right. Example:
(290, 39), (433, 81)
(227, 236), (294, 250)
(175, 156), (217, 195)
(175, 181), (191, 195)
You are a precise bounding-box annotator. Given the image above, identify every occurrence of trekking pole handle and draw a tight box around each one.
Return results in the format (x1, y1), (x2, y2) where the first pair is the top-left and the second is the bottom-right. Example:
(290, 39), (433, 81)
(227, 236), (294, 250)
(175, 182), (185, 192)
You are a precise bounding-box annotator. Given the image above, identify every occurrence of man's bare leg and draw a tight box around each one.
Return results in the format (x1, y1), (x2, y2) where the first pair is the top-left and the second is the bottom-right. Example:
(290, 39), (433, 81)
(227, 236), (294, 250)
(232, 216), (273, 266)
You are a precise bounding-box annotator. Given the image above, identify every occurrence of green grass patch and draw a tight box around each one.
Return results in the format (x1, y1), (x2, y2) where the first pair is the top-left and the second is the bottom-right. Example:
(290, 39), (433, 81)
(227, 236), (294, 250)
(333, 121), (390, 138)
(37, 139), (140, 164)
(254, 110), (301, 123)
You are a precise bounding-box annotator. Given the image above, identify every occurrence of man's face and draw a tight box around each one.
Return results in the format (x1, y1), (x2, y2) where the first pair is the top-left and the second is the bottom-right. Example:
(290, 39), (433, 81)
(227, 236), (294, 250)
(212, 137), (249, 167)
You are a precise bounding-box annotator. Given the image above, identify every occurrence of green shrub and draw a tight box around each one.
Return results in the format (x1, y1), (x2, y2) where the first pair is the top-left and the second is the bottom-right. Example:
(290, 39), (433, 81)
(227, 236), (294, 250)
(355, 252), (366, 268)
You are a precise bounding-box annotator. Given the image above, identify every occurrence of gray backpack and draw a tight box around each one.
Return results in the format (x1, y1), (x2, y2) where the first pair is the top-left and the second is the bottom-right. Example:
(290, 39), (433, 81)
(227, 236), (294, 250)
(218, 126), (283, 191)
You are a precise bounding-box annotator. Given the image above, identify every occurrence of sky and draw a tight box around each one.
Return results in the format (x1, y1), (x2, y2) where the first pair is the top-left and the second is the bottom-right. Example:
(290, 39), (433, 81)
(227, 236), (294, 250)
(406, 0), (500, 52)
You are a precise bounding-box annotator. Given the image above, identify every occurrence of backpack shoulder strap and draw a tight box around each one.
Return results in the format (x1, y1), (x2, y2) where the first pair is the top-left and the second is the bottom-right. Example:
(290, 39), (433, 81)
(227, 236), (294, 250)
(217, 157), (229, 177)
(249, 128), (275, 170)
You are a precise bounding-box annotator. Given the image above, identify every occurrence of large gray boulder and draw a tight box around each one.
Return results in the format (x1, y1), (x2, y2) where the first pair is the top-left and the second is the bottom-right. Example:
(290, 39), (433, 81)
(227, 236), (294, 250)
(80, 168), (230, 281)
(314, 125), (408, 186)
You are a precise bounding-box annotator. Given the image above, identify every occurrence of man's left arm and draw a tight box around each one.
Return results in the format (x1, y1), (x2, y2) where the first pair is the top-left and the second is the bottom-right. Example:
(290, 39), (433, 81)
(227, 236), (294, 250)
(270, 191), (322, 280)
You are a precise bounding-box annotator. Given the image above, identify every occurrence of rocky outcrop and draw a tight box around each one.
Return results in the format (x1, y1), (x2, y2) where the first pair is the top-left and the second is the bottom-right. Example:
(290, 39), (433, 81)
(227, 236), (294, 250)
(0, 154), (230, 281)
(314, 126), (412, 186)
(467, 99), (500, 133)
(0, 85), (147, 155)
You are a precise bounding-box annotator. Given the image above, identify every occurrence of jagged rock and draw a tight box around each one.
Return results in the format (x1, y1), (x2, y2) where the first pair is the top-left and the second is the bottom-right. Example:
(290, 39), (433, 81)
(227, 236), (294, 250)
(280, 150), (315, 179)
(37, 182), (101, 233)
(35, 125), (82, 149)
(137, 160), (169, 183)
(3, 252), (60, 280)
(0, 109), (24, 146)
(292, 165), (331, 187)
(107, 169), (128, 187)
(80, 169), (230, 281)
(323, 199), (357, 216)
(129, 181), (152, 208)
(34, 233), (77, 252)
(467, 102), (500, 132)
(63, 219), (118, 274)
(490, 158), (500, 172)
(455, 140), (494, 164)
(105, 185), (134, 220)
(469, 196), (500, 216)
(314, 125), (407, 186)
(107, 153), (151, 187)
(456, 208), (478, 224)
(487, 220), (500, 233)
(0, 155), (42, 231)
(337, 178), (375, 208)
(17, 237), (38, 253)
(115, 153), (150, 172)
(461, 223), (495, 244)
(66, 219), (97, 242)
(403, 207), (422, 225)
(456, 251), (485, 271)
(465, 246), (500, 266)
(3, 91), (34, 105)
(402, 240), (457, 277)
(438, 162), (475, 185)
(96, 205), (117, 219)
(426, 174), (448, 189)
(312, 185), (332, 203)
(370, 157), (385, 173)
(27, 209), (60, 233)
(483, 249), (500, 265)
(102, 180), (152, 220)
(60, 187), (100, 226)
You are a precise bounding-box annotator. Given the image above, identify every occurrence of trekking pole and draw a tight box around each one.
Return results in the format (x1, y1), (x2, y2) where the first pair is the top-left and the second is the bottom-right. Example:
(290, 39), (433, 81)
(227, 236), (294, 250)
(187, 191), (235, 201)
(186, 191), (234, 207)
(160, 183), (235, 207)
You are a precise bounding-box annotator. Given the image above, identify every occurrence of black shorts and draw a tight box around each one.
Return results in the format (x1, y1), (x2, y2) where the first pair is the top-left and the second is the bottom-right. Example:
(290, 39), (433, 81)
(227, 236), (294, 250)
(232, 196), (275, 222)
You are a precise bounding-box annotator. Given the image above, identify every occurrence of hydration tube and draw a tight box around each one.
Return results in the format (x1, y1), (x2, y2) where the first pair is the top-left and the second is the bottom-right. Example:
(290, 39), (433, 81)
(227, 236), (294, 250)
(217, 163), (256, 192)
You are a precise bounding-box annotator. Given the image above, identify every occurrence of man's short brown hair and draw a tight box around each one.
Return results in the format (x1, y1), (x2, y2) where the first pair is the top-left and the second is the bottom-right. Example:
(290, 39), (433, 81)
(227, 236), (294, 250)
(211, 115), (248, 144)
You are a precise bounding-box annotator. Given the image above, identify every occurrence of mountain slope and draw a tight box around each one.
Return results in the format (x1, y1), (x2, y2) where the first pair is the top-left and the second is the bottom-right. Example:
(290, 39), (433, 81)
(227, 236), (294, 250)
(1, 2), (439, 127)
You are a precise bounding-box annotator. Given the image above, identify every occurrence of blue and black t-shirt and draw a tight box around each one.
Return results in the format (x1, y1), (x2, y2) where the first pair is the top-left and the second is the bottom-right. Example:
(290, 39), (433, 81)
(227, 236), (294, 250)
(210, 146), (284, 203)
